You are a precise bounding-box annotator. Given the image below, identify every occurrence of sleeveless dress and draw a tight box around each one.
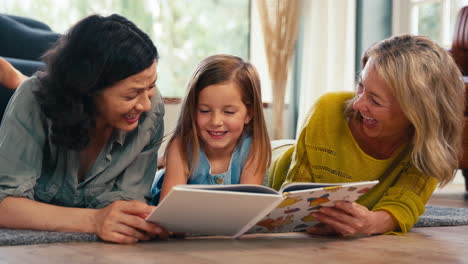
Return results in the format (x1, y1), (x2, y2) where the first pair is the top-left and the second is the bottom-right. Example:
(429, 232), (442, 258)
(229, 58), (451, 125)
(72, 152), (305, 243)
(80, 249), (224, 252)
(150, 135), (252, 205)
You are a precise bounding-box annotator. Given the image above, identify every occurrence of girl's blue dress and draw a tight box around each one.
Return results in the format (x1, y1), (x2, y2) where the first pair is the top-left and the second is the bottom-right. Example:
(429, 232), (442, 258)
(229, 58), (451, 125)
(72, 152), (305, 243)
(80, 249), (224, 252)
(150, 135), (252, 205)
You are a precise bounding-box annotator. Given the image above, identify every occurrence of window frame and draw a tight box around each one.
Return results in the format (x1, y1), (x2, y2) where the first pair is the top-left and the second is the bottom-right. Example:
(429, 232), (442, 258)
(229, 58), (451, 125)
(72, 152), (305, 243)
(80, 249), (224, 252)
(392, 0), (457, 47)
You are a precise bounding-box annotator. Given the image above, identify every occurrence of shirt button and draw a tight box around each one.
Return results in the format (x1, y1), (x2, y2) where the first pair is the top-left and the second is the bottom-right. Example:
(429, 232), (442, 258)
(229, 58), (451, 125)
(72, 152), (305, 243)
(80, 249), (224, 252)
(216, 178), (224, 184)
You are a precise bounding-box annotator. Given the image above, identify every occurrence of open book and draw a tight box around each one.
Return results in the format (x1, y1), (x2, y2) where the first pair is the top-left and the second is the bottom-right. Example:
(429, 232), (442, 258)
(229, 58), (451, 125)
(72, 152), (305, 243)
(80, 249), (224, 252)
(145, 181), (378, 238)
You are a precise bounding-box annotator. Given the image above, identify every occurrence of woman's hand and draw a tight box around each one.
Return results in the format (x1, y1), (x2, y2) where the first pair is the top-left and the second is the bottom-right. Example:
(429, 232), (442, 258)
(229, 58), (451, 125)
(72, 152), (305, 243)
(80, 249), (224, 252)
(93, 200), (169, 244)
(306, 201), (397, 237)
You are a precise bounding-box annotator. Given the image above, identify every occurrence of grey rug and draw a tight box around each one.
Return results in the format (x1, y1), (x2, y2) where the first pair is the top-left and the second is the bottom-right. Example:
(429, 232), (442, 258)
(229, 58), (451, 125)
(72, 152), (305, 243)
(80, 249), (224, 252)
(414, 205), (468, 227)
(0, 229), (99, 246)
(1, 205), (467, 246)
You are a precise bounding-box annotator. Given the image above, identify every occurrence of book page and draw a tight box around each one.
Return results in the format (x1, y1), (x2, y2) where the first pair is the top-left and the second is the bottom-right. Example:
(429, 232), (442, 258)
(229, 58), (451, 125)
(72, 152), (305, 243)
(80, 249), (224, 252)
(176, 184), (280, 194)
(247, 181), (378, 234)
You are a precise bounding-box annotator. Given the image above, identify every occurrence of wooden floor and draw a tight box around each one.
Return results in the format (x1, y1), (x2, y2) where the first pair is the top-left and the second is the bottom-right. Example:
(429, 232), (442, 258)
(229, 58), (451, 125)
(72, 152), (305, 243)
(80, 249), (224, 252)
(1, 182), (467, 264)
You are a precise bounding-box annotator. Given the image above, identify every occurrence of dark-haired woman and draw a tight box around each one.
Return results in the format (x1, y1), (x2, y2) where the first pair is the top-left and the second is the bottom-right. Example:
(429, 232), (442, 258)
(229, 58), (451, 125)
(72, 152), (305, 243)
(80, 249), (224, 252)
(0, 14), (167, 244)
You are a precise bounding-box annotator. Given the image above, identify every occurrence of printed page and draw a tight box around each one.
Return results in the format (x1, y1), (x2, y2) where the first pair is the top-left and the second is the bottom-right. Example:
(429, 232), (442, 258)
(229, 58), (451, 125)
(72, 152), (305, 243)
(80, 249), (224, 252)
(248, 181), (378, 234)
(175, 184), (280, 194)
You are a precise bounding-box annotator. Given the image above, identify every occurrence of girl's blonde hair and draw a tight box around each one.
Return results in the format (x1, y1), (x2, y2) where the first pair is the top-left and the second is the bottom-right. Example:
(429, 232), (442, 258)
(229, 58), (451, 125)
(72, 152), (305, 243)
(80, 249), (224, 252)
(345, 34), (465, 186)
(167, 54), (271, 179)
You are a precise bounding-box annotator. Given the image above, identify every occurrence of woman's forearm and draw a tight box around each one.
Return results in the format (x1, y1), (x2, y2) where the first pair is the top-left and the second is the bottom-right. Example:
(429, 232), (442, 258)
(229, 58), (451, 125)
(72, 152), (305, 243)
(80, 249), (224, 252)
(371, 210), (398, 234)
(0, 196), (96, 233)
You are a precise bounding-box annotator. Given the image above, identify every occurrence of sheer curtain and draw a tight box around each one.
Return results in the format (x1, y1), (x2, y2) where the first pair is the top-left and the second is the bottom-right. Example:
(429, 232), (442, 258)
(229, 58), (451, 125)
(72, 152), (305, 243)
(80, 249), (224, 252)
(295, 0), (356, 133)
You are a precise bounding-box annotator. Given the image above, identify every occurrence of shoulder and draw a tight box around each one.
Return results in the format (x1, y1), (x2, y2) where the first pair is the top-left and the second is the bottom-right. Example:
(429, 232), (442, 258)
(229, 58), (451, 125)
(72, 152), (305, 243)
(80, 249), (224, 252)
(315, 91), (354, 109)
(11, 76), (41, 103)
(4, 76), (44, 120)
(303, 91), (354, 127)
(167, 136), (183, 153)
(238, 134), (252, 151)
(240, 134), (252, 146)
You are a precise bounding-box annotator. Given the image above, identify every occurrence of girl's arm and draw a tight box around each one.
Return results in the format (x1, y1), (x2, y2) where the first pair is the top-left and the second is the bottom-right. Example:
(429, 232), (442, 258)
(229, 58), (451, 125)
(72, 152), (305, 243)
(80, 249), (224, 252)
(0, 196), (168, 244)
(159, 137), (190, 201)
(240, 153), (265, 185)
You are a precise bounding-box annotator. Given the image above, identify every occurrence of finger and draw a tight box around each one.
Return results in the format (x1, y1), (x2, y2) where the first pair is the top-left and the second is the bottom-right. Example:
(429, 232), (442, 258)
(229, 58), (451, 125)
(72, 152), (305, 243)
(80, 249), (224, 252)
(306, 223), (336, 235)
(157, 229), (170, 240)
(334, 201), (366, 218)
(118, 212), (169, 237)
(113, 222), (152, 241)
(319, 206), (360, 227)
(312, 212), (357, 236)
(328, 203), (374, 232)
(100, 231), (138, 244)
(116, 200), (154, 216)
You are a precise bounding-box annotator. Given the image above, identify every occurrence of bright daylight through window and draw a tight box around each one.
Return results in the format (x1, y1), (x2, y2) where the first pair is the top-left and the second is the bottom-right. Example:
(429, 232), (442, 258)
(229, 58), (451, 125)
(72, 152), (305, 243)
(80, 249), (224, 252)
(0, 0), (251, 97)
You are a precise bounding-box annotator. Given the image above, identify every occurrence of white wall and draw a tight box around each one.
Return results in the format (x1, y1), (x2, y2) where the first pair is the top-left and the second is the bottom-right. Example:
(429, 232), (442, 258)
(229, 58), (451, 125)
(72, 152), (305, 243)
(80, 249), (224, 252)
(159, 103), (181, 156)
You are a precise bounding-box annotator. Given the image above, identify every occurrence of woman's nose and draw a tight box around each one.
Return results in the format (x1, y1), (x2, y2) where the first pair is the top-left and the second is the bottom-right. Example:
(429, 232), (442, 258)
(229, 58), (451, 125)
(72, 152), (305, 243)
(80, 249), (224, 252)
(136, 92), (152, 112)
(353, 93), (367, 112)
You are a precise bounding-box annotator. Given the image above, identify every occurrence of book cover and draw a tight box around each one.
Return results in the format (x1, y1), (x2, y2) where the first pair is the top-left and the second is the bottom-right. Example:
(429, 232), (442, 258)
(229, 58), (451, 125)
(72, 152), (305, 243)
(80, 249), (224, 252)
(145, 181), (378, 238)
(247, 181), (378, 234)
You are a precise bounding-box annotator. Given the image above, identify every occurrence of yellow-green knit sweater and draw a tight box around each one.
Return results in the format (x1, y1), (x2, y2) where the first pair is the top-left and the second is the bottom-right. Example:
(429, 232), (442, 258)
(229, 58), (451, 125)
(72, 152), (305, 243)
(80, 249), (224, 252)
(268, 92), (438, 234)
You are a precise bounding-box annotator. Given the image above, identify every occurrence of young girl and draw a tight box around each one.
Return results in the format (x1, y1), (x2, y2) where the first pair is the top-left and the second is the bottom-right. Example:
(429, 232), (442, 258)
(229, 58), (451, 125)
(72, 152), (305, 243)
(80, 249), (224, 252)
(151, 54), (271, 204)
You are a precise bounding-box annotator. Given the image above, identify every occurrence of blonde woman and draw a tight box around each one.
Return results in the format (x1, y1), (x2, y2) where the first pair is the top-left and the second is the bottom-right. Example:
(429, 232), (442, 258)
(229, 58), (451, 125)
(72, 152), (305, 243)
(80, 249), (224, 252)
(269, 34), (465, 236)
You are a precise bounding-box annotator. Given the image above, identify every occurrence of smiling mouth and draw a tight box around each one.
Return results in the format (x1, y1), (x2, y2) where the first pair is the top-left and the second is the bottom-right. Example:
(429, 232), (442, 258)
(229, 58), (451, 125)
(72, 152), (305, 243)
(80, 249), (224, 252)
(208, 130), (227, 136)
(126, 113), (138, 119)
(360, 113), (376, 121)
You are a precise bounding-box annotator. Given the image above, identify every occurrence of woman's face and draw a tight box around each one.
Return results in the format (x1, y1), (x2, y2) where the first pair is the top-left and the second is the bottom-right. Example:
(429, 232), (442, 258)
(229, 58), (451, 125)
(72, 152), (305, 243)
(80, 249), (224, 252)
(94, 61), (157, 132)
(352, 59), (411, 142)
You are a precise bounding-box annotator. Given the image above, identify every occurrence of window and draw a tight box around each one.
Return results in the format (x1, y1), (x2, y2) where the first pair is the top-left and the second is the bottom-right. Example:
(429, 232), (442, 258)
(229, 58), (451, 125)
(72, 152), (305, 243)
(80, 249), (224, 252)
(393, 0), (468, 47)
(0, 0), (250, 97)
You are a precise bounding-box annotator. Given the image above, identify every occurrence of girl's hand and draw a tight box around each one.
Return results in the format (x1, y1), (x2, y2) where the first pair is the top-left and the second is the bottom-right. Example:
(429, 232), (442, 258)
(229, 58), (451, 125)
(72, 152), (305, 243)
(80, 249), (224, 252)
(93, 200), (169, 244)
(306, 201), (396, 237)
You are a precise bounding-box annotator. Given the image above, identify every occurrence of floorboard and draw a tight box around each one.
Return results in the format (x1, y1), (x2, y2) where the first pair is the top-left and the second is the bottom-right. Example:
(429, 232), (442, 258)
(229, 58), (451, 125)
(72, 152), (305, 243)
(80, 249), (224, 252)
(0, 182), (467, 264)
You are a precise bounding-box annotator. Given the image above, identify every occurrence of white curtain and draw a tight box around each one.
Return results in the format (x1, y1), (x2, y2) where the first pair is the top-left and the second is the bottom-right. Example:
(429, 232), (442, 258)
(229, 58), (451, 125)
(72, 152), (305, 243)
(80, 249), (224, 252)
(296, 0), (356, 133)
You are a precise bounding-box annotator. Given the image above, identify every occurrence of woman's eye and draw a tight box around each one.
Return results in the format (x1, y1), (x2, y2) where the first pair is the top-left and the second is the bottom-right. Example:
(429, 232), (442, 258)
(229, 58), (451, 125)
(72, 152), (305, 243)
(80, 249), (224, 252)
(357, 83), (364, 94)
(225, 111), (235, 115)
(125, 95), (137, 100)
(371, 98), (381, 106)
(198, 109), (210, 113)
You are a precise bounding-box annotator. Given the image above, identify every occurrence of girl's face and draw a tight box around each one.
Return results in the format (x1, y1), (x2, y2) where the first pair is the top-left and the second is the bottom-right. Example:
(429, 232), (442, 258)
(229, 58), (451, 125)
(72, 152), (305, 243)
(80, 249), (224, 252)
(196, 81), (251, 157)
(94, 61), (157, 132)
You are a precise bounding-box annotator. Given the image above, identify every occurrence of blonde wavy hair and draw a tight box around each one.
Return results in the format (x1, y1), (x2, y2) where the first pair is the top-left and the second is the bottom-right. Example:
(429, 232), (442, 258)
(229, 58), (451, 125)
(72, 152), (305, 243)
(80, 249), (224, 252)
(345, 34), (465, 186)
(167, 54), (271, 180)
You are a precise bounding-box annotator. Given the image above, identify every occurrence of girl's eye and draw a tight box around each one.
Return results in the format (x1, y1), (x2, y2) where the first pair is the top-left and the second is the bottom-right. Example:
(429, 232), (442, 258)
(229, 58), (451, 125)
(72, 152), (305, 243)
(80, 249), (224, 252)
(225, 111), (235, 115)
(198, 109), (210, 113)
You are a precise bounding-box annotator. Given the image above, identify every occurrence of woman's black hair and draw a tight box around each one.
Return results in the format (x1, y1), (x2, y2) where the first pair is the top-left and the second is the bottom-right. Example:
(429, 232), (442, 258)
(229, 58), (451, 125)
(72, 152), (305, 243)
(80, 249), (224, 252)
(35, 14), (158, 150)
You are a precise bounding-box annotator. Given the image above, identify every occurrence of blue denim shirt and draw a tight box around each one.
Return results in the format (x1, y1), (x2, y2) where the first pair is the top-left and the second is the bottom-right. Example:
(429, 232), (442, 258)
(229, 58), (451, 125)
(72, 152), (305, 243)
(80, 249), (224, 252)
(0, 77), (165, 208)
